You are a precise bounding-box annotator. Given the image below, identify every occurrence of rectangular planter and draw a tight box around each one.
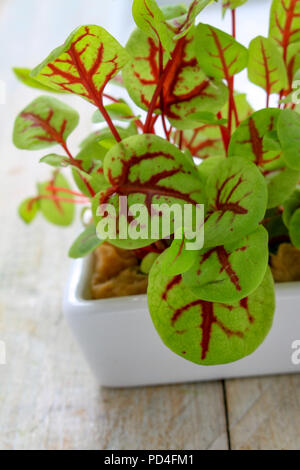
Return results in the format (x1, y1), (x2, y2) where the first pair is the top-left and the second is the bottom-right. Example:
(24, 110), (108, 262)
(63, 256), (300, 388)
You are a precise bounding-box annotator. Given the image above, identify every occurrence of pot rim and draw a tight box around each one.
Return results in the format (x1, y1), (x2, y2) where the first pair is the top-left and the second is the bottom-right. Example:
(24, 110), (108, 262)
(64, 254), (300, 317)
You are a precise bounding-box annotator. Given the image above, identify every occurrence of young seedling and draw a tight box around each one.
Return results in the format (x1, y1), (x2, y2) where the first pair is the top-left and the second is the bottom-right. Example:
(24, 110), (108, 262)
(13, 0), (300, 366)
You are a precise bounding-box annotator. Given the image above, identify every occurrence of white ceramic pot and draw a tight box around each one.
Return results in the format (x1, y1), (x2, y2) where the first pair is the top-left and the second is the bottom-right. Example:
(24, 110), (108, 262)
(63, 256), (300, 388)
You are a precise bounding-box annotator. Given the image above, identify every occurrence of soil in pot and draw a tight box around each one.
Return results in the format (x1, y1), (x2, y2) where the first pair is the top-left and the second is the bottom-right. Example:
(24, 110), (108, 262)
(270, 243), (300, 282)
(91, 242), (148, 299)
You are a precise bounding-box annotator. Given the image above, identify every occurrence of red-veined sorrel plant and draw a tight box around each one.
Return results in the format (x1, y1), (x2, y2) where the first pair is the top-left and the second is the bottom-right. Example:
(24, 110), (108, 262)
(12, 0), (300, 365)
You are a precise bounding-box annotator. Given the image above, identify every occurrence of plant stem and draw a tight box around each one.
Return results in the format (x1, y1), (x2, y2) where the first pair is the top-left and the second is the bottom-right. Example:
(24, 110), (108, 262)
(97, 96), (122, 142)
(103, 93), (120, 103)
(178, 131), (183, 150)
(45, 186), (88, 198)
(231, 9), (236, 38)
(61, 142), (96, 197)
(144, 40), (183, 133)
(217, 112), (230, 154)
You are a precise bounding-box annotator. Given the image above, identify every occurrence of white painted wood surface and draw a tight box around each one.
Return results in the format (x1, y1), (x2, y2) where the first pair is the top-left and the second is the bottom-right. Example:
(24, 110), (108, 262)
(0, 0), (299, 450)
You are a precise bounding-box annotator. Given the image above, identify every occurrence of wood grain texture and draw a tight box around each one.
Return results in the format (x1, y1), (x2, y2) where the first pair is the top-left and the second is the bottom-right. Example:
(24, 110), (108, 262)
(0, 0), (228, 451)
(225, 375), (300, 450)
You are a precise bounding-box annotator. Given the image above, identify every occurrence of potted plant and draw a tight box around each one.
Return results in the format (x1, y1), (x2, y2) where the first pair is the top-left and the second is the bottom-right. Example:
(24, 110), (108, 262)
(13, 0), (300, 387)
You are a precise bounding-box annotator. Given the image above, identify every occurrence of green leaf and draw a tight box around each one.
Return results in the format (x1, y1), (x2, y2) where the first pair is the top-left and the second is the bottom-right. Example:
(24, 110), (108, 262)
(31, 25), (129, 104)
(93, 134), (204, 249)
(283, 189), (300, 249)
(175, 94), (252, 159)
(148, 253), (275, 365)
(161, 4), (187, 20)
(13, 68), (66, 93)
(262, 131), (281, 151)
(140, 252), (160, 274)
(222, 0), (248, 15)
(40, 154), (69, 168)
(174, 0), (214, 39)
(38, 173), (75, 226)
(267, 166), (300, 208)
(269, 0), (300, 49)
(80, 124), (137, 149)
(195, 23), (248, 79)
(182, 226), (269, 303)
(204, 157), (268, 247)
(13, 96), (79, 150)
(283, 188), (300, 226)
(92, 102), (134, 123)
(277, 109), (300, 170)
(248, 36), (288, 94)
(160, 232), (200, 276)
(198, 156), (226, 180)
(228, 109), (297, 208)
(69, 224), (103, 258)
(18, 198), (39, 224)
(132, 0), (174, 57)
(123, 27), (228, 129)
(188, 111), (227, 125)
(289, 210), (300, 248)
(72, 141), (107, 197)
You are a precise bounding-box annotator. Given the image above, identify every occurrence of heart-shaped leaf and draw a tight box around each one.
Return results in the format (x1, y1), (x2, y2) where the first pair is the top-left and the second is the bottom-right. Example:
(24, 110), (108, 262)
(69, 224), (103, 258)
(176, 93), (252, 159)
(182, 226), (269, 303)
(31, 25), (129, 104)
(269, 0), (300, 50)
(13, 96), (79, 150)
(228, 109), (283, 169)
(132, 0), (174, 57)
(174, 0), (214, 39)
(148, 253), (275, 365)
(160, 231), (200, 276)
(13, 68), (66, 93)
(248, 36), (288, 94)
(228, 108), (300, 207)
(204, 157), (268, 247)
(277, 108), (300, 170)
(93, 134), (204, 249)
(123, 27), (228, 129)
(38, 173), (75, 226)
(195, 23), (248, 79)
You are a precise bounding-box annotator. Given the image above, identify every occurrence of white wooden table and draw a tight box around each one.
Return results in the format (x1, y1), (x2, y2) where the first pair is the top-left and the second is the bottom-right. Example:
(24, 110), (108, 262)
(0, 0), (300, 450)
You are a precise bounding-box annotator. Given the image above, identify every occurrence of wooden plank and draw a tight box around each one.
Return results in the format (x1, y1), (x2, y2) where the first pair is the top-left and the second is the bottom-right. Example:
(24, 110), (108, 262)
(225, 375), (300, 450)
(0, 0), (228, 450)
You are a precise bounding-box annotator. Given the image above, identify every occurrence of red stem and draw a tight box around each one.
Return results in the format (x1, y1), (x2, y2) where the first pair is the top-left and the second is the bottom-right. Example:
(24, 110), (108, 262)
(103, 93), (120, 103)
(217, 112), (230, 154)
(144, 40), (184, 133)
(97, 96), (122, 142)
(232, 9), (236, 38)
(178, 131), (183, 150)
(45, 186), (88, 198)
